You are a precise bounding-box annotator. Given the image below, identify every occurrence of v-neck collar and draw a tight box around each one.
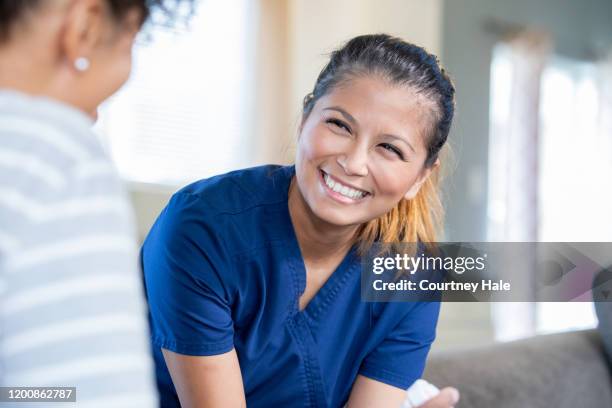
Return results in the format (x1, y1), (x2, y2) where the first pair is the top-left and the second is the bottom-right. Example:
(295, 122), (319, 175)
(276, 165), (359, 320)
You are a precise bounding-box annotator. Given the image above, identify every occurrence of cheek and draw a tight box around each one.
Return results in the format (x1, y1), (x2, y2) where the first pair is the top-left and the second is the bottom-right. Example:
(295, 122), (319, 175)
(109, 34), (135, 84)
(371, 162), (419, 198)
(299, 126), (347, 162)
(95, 46), (133, 100)
(99, 58), (131, 101)
(114, 44), (134, 86)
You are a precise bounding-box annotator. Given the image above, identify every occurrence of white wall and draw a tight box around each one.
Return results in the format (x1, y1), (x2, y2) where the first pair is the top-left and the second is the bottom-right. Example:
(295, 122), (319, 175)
(128, 183), (175, 242)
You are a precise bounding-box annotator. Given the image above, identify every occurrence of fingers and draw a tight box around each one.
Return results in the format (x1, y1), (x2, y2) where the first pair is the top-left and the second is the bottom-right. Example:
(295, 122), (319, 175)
(418, 387), (460, 408)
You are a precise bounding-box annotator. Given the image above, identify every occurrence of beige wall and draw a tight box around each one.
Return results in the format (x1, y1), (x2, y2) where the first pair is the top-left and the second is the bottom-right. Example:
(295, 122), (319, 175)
(288, 0), (443, 122)
(252, 0), (293, 165)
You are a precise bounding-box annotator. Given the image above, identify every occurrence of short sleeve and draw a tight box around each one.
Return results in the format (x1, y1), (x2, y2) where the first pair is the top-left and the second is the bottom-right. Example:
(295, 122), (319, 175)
(142, 192), (235, 356)
(359, 301), (441, 389)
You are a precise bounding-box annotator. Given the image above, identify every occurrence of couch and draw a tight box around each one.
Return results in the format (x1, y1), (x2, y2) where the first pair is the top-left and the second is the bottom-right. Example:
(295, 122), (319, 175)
(423, 329), (612, 408)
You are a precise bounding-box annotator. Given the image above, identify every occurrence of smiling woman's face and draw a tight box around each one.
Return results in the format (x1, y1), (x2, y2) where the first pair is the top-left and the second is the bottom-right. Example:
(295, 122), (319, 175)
(294, 75), (438, 227)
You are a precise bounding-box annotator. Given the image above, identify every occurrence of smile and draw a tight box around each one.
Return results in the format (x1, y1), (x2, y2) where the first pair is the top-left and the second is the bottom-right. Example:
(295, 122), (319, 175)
(319, 169), (370, 203)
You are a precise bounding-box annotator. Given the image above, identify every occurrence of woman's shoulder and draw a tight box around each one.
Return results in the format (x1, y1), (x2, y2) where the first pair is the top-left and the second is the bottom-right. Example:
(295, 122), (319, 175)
(174, 164), (292, 214)
(152, 164), (293, 258)
(0, 90), (98, 155)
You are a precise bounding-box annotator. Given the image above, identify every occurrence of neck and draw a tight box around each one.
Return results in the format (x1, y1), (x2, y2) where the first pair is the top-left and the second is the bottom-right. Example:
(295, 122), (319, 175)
(0, 35), (81, 113)
(0, 46), (51, 94)
(288, 177), (359, 265)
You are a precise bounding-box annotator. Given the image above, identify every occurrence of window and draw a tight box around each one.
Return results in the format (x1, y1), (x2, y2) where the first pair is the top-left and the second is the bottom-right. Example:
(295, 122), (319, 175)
(539, 56), (612, 242)
(488, 45), (608, 339)
(95, 0), (255, 186)
(536, 55), (611, 334)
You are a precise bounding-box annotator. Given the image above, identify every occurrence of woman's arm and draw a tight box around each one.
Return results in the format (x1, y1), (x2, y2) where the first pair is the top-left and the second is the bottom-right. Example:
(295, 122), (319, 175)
(162, 348), (246, 408)
(346, 375), (459, 408)
(347, 375), (407, 407)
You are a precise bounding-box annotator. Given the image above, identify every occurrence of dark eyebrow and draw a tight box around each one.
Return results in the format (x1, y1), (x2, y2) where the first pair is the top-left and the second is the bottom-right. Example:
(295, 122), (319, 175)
(323, 106), (357, 126)
(382, 133), (416, 153)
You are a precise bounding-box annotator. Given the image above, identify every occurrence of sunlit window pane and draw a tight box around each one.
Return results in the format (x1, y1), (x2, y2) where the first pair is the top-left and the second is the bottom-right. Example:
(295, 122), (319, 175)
(95, 0), (253, 186)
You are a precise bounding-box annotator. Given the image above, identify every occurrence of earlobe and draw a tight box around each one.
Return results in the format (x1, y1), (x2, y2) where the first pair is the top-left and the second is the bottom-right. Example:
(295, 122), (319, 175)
(403, 181), (423, 200)
(61, 0), (105, 71)
(403, 160), (439, 200)
(74, 57), (90, 71)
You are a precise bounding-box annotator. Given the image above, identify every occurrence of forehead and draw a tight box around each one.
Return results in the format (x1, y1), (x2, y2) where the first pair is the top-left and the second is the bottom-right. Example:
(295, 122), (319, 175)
(315, 75), (435, 143)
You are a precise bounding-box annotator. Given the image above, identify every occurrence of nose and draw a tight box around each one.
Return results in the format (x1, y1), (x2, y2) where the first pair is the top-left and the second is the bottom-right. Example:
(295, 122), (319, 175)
(337, 143), (368, 177)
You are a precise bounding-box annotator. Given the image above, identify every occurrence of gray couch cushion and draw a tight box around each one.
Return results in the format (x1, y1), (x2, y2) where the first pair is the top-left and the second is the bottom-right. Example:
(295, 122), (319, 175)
(424, 330), (612, 408)
(593, 267), (612, 363)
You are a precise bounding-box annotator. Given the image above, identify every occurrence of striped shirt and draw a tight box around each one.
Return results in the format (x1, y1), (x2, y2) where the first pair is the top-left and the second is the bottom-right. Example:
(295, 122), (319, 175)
(0, 90), (158, 407)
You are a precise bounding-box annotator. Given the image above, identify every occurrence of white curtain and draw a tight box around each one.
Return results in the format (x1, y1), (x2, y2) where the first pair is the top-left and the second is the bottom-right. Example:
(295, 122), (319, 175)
(487, 30), (551, 341)
(597, 51), (612, 179)
(536, 48), (612, 333)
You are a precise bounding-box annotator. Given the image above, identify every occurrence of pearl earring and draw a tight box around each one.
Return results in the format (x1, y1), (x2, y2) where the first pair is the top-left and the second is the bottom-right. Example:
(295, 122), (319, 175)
(74, 57), (90, 72)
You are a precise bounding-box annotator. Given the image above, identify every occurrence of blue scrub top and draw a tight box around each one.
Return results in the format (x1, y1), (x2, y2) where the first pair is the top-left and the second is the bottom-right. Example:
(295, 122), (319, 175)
(142, 165), (440, 408)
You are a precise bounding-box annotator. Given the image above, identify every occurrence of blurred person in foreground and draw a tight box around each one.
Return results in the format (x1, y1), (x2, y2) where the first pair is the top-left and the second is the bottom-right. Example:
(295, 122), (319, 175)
(0, 0), (193, 406)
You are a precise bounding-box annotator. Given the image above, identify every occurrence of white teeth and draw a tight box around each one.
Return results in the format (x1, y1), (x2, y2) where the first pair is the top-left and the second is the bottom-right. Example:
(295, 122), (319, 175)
(323, 172), (366, 200)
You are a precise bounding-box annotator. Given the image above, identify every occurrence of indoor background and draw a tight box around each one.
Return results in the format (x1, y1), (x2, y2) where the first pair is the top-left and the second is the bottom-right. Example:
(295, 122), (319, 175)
(93, 0), (612, 353)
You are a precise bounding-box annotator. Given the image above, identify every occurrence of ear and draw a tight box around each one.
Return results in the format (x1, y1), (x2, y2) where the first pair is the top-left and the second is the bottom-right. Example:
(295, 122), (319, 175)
(403, 158), (440, 200)
(61, 0), (107, 71)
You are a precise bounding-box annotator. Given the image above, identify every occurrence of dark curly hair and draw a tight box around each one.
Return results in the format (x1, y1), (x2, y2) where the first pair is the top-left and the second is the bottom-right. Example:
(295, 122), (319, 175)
(0, 0), (195, 41)
(302, 33), (455, 168)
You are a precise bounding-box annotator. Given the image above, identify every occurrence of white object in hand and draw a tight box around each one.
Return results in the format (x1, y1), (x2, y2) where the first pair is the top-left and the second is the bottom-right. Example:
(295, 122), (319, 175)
(402, 379), (441, 408)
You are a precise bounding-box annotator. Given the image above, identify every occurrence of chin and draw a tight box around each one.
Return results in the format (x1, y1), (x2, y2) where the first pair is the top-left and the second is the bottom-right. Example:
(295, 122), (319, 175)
(309, 202), (370, 227)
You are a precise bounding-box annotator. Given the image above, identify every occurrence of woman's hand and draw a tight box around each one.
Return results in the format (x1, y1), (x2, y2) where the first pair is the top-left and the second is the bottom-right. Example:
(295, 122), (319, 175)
(162, 348), (246, 408)
(415, 387), (460, 408)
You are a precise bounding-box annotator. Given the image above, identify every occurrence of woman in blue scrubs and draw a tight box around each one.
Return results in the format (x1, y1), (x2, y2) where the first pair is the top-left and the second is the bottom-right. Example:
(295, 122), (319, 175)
(142, 34), (459, 408)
